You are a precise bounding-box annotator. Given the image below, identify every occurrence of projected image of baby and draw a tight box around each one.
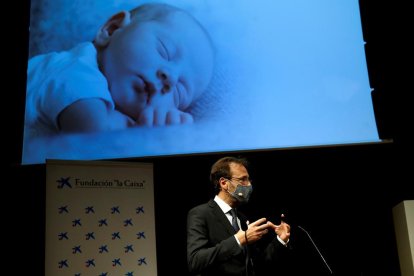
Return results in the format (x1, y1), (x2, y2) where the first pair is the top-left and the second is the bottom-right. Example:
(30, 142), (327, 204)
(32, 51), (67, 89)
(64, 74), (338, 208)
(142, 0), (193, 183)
(25, 3), (214, 138)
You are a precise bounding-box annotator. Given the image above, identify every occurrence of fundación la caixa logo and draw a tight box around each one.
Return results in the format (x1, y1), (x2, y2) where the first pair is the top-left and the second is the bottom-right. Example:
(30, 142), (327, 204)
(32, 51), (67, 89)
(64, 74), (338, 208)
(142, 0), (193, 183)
(56, 176), (72, 189)
(56, 176), (146, 189)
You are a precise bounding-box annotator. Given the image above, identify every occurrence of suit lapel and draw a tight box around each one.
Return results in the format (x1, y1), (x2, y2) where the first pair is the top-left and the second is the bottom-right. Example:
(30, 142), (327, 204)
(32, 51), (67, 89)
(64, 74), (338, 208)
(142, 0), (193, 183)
(208, 199), (236, 235)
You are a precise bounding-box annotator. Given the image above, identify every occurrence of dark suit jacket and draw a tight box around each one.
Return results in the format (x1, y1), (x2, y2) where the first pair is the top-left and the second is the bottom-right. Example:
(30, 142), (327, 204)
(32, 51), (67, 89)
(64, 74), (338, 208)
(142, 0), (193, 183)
(187, 199), (292, 276)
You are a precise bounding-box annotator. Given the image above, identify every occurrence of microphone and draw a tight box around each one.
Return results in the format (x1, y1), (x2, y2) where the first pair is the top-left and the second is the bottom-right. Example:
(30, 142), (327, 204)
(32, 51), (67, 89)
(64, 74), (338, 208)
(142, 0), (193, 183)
(297, 225), (333, 275)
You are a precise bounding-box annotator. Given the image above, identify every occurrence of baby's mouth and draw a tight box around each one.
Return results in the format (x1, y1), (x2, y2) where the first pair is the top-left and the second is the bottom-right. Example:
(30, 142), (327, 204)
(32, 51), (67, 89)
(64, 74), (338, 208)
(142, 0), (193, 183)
(137, 76), (156, 104)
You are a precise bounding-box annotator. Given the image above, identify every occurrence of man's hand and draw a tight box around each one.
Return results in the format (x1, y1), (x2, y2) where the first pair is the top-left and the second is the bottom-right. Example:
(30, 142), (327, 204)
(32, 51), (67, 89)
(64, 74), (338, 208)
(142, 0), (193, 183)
(236, 218), (272, 245)
(267, 214), (291, 243)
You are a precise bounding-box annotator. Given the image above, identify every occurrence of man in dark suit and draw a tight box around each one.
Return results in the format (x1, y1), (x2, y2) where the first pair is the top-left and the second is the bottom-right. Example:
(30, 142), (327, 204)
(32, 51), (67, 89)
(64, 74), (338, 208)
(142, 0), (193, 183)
(187, 156), (292, 276)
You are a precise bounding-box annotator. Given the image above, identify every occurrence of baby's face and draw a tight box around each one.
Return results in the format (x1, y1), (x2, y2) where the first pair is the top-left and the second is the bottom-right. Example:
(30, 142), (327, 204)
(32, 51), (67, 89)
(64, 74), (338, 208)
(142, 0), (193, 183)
(99, 11), (214, 121)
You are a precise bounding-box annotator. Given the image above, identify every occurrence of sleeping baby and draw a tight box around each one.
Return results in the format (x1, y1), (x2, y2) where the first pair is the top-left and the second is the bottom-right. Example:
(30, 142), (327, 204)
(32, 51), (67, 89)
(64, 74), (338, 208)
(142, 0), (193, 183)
(24, 3), (214, 139)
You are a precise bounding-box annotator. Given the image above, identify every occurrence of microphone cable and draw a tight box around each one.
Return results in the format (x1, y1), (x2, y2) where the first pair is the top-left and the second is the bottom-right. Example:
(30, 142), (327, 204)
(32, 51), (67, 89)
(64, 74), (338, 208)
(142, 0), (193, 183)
(297, 225), (333, 274)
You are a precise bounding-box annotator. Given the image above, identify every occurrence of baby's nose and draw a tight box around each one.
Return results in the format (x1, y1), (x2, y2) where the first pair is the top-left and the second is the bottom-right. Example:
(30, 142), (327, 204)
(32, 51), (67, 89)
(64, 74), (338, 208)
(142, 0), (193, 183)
(157, 69), (177, 94)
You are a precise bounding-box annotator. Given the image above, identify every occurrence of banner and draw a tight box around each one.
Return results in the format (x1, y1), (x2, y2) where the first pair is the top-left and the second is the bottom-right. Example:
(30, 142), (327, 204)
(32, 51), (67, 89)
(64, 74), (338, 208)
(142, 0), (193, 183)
(45, 160), (157, 276)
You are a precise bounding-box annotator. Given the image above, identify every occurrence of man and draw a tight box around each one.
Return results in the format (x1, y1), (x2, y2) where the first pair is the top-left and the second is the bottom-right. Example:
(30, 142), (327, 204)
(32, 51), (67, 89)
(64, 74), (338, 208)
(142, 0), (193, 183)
(187, 156), (292, 276)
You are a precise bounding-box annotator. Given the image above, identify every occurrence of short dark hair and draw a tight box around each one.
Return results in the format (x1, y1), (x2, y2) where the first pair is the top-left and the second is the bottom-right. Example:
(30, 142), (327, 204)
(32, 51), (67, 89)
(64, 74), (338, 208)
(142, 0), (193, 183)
(210, 156), (249, 194)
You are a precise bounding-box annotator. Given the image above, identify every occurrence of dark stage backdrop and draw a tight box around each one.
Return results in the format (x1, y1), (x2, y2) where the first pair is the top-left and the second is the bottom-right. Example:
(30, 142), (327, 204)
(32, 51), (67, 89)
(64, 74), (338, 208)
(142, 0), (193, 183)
(9, 0), (408, 275)
(13, 142), (410, 275)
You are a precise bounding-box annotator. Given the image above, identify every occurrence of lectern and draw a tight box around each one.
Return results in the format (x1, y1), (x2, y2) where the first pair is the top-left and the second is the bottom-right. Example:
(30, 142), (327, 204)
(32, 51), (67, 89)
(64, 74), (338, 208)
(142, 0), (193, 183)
(393, 200), (414, 276)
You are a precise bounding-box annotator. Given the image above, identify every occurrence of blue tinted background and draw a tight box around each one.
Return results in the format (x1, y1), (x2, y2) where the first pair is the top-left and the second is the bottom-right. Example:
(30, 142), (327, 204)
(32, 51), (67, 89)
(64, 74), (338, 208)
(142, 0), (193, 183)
(23, 0), (379, 164)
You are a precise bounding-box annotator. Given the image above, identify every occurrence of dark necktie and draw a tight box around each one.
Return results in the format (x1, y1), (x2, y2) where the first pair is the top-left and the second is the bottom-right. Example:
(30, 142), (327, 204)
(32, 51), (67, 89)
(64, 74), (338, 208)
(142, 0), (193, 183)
(231, 209), (251, 274)
(230, 209), (240, 232)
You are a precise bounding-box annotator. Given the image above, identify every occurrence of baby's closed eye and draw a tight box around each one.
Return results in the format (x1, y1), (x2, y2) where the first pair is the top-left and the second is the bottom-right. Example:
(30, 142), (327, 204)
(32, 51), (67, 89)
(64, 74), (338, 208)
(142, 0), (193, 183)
(157, 38), (170, 60)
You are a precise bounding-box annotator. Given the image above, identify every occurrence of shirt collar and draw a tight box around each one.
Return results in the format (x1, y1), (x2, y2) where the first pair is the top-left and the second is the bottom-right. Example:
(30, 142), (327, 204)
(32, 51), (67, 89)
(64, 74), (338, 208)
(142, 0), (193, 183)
(214, 195), (232, 214)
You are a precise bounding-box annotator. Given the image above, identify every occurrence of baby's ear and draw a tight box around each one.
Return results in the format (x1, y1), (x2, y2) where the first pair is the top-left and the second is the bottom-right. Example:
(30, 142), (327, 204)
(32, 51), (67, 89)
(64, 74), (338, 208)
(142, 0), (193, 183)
(94, 11), (131, 47)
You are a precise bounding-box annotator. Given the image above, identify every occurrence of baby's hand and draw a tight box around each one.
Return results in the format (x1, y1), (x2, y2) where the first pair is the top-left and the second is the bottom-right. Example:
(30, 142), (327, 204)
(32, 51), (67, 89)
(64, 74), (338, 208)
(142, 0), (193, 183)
(138, 106), (194, 126)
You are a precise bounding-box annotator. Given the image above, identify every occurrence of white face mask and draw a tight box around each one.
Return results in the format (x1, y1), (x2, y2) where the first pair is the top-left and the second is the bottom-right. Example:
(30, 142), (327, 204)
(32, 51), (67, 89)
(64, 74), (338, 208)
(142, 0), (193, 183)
(227, 181), (253, 204)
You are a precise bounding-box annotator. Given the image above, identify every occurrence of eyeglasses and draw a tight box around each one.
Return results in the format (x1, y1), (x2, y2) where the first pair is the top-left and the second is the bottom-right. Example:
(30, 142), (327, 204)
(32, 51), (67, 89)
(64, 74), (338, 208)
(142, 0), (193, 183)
(228, 176), (252, 185)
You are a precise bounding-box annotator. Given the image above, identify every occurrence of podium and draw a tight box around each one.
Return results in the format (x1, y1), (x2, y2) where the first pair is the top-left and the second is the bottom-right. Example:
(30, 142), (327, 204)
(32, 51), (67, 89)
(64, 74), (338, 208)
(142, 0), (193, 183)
(393, 200), (414, 276)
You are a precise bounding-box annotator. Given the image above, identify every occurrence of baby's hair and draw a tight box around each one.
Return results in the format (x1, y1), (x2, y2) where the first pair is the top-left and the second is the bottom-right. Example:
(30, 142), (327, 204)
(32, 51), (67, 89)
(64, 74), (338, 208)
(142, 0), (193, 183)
(129, 3), (181, 22)
(129, 3), (214, 50)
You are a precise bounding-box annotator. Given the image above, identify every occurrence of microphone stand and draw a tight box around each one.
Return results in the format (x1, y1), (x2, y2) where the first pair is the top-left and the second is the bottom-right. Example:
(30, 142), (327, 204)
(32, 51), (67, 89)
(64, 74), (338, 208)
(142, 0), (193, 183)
(298, 225), (333, 275)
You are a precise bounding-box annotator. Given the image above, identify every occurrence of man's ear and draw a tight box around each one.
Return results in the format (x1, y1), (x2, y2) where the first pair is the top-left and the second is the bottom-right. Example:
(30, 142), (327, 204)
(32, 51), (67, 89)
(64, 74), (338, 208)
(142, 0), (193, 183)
(219, 177), (228, 190)
(94, 11), (131, 47)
